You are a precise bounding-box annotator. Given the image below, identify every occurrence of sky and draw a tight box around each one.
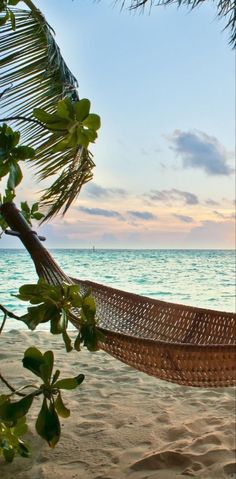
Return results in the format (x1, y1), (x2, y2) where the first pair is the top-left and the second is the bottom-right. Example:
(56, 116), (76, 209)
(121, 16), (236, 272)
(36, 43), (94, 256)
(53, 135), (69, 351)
(1, 0), (235, 248)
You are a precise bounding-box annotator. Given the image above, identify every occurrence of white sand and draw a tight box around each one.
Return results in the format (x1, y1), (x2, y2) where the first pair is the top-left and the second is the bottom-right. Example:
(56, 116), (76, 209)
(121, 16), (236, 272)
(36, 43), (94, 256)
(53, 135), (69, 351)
(0, 330), (235, 479)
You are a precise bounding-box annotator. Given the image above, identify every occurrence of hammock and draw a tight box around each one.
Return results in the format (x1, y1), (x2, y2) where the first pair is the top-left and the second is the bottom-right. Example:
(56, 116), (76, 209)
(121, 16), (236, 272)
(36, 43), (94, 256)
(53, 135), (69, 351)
(1, 202), (236, 388)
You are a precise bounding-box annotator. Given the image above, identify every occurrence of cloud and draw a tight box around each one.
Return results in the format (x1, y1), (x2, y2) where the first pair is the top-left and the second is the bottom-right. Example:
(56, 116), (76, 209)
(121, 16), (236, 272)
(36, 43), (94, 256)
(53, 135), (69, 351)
(79, 206), (123, 219)
(147, 188), (199, 205)
(84, 183), (127, 199)
(213, 210), (235, 220)
(127, 210), (157, 221)
(205, 198), (220, 207)
(187, 220), (235, 247)
(173, 214), (194, 223)
(169, 130), (233, 176)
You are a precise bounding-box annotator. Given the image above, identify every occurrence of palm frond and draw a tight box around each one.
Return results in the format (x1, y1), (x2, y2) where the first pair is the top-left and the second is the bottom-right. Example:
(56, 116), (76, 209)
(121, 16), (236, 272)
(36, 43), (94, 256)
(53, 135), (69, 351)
(40, 148), (95, 219)
(120, 0), (236, 47)
(0, 7), (95, 220)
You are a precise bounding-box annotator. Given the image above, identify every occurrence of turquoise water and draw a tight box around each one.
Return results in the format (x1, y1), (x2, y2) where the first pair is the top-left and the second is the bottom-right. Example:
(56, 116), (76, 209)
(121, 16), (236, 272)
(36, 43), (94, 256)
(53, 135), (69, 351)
(0, 249), (235, 330)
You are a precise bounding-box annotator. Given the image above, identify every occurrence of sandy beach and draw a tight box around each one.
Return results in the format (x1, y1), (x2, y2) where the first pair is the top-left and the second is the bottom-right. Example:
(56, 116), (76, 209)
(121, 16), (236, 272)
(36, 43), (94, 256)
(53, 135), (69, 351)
(0, 329), (235, 479)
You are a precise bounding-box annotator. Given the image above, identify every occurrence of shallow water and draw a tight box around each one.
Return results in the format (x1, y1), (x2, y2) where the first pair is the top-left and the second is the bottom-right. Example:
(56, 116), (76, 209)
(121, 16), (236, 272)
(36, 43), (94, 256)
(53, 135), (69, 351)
(0, 248), (235, 330)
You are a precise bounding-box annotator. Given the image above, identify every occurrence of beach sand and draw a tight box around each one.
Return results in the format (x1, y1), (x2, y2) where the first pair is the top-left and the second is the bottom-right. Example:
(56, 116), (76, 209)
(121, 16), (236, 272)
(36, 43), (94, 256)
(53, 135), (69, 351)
(0, 330), (235, 479)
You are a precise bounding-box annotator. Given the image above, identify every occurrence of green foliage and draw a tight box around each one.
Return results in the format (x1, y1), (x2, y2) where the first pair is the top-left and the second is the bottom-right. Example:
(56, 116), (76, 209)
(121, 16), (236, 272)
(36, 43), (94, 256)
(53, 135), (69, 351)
(0, 413), (30, 463)
(0, 124), (35, 193)
(0, 213), (7, 237)
(20, 201), (44, 225)
(0, 1), (21, 31)
(0, 393), (31, 462)
(0, 394), (34, 423)
(0, 190), (14, 236)
(15, 279), (103, 352)
(76, 293), (105, 351)
(0, 199), (44, 237)
(34, 97), (101, 151)
(0, 0), (102, 463)
(22, 347), (84, 447)
(0, 347), (85, 453)
(0, 189), (14, 205)
(22, 347), (85, 391)
(36, 398), (60, 448)
(0, 6), (97, 220)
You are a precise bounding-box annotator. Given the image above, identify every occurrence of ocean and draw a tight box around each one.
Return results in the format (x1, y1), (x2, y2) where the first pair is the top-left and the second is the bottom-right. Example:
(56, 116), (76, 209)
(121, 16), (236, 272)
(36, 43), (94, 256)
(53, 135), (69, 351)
(0, 249), (235, 330)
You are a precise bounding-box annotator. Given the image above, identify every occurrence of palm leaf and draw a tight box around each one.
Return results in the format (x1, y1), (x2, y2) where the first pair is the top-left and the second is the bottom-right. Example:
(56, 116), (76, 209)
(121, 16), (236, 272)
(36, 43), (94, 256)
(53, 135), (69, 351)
(0, 7), (95, 220)
(120, 0), (236, 47)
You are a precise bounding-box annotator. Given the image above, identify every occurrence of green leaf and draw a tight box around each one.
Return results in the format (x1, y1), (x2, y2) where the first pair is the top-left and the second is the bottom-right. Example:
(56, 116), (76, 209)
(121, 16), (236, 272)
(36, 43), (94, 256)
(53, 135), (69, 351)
(31, 202), (39, 214)
(36, 399), (60, 448)
(0, 395), (10, 406)
(66, 126), (80, 147)
(52, 138), (71, 152)
(0, 149), (7, 162)
(3, 187), (14, 203)
(83, 114), (101, 131)
(0, 12), (9, 27)
(82, 296), (96, 323)
(18, 440), (30, 458)
(12, 416), (28, 437)
(70, 295), (82, 308)
(76, 130), (89, 149)
(67, 284), (80, 296)
(32, 211), (45, 221)
(42, 350), (54, 383)
(0, 395), (34, 422)
(3, 446), (15, 463)
(33, 109), (70, 130)
(80, 324), (101, 352)
(33, 108), (56, 124)
(75, 99), (90, 121)
(45, 120), (70, 131)
(51, 369), (60, 385)
(11, 131), (20, 147)
(55, 393), (70, 418)
(16, 286), (40, 302)
(20, 304), (49, 330)
(74, 333), (81, 352)
(43, 305), (61, 323)
(84, 128), (97, 143)
(20, 201), (31, 214)
(9, 10), (16, 30)
(0, 413), (30, 463)
(22, 347), (44, 378)
(13, 145), (35, 160)
(62, 329), (73, 353)
(17, 280), (59, 304)
(8, 0), (21, 5)
(7, 161), (23, 189)
(54, 374), (84, 390)
(0, 162), (9, 179)
(57, 98), (73, 119)
(50, 317), (63, 334)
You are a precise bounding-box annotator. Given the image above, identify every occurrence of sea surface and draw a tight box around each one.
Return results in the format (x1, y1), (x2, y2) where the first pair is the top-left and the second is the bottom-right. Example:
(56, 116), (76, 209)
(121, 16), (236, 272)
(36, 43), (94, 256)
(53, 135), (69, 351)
(0, 249), (235, 330)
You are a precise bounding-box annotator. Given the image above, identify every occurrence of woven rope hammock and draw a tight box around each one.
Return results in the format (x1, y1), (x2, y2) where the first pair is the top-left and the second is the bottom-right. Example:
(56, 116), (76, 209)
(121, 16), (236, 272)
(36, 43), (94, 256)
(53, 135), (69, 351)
(1, 202), (236, 388)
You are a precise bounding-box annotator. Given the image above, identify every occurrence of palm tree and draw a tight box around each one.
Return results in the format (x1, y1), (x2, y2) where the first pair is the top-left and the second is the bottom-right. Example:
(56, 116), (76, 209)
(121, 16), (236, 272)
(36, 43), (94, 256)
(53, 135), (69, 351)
(120, 0), (236, 47)
(0, 0), (235, 220)
(0, 0), (96, 220)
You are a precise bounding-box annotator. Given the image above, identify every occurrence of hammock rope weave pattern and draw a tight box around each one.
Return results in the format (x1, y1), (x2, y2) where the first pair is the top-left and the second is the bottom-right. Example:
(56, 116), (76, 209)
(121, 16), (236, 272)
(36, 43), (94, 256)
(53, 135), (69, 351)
(1, 202), (236, 388)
